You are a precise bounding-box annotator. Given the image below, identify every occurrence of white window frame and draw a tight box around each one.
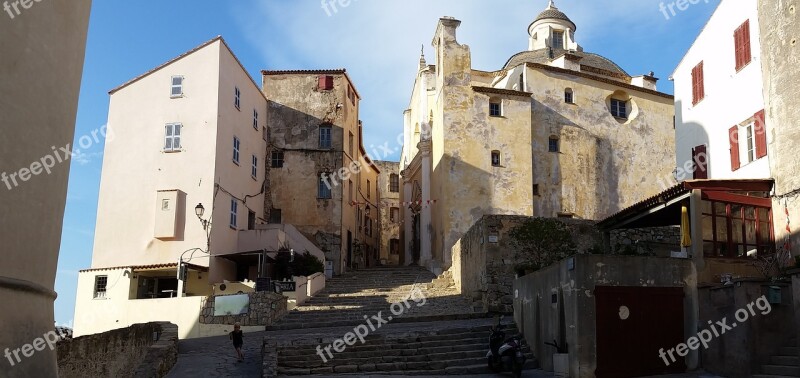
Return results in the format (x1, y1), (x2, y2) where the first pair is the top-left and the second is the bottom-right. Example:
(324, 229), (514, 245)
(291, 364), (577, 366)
(230, 199), (238, 228)
(740, 122), (755, 165)
(253, 109), (259, 131)
(233, 136), (240, 165)
(164, 123), (182, 152)
(552, 30), (565, 49)
(234, 87), (241, 110)
(93, 275), (108, 299)
(171, 76), (184, 98)
(251, 155), (258, 179)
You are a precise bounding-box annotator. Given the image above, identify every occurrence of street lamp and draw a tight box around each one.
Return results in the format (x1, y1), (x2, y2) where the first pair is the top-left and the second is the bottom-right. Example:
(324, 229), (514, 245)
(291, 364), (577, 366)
(194, 203), (211, 251)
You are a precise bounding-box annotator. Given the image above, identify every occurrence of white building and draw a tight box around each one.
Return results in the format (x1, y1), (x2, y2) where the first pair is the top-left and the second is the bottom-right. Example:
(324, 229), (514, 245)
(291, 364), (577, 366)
(673, 0), (769, 182)
(73, 37), (324, 339)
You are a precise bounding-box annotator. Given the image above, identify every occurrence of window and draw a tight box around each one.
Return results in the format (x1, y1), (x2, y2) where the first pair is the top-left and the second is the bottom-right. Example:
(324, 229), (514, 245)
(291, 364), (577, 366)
(230, 199), (238, 228)
(734, 20), (752, 71)
(610, 99), (627, 118)
(271, 151), (284, 168)
(170, 76), (183, 98)
(251, 155), (258, 179)
(389, 174), (400, 193)
(348, 180), (353, 203)
(345, 133), (353, 158)
(234, 87), (241, 110)
(253, 110), (259, 131)
(754, 109), (767, 159)
(701, 201), (773, 258)
(318, 75), (334, 91)
(318, 174), (332, 199)
(248, 210), (256, 230)
(533, 184), (540, 196)
(745, 124), (755, 164)
(489, 101), (502, 117)
(367, 180), (371, 199)
(319, 125), (332, 149)
(269, 209), (282, 224)
(390, 207), (400, 223)
(691, 62), (705, 105)
(518, 73), (524, 91)
(93, 276), (108, 299)
(347, 85), (355, 105)
(164, 123), (182, 152)
(491, 151), (501, 167)
(552, 31), (564, 49)
(565, 88), (574, 104)
(390, 239), (400, 255)
(692, 145), (708, 179)
(731, 110), (768, 170)
(549, 137), (560, 153)
(232, 136), (240, 164)
(366, 218), (373, 237)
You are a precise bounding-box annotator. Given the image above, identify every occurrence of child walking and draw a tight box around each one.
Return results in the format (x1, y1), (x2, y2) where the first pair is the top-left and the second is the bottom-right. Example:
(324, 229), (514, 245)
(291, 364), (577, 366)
(229, 323), (244, 362)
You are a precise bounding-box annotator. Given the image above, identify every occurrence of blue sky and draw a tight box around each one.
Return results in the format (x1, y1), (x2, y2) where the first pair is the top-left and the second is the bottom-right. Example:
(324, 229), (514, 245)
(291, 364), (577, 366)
(55, 0), (720, 324)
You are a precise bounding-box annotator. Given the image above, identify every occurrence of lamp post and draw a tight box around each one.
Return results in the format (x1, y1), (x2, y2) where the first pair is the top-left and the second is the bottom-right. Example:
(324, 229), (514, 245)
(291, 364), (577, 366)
(195, 203), (211, 252)
(175, 203), (212, 298)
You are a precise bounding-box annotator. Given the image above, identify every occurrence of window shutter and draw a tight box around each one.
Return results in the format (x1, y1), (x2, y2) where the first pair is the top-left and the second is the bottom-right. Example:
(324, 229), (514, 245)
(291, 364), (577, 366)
(697, 62), (704, 102)
(693, 145), (708, 179)
(754, 109), (767, 158)
(742, 20), (751, 67)
(318, 75), (333, 90)
(691, 62), (704, 105)
(729, 126), (741, 171)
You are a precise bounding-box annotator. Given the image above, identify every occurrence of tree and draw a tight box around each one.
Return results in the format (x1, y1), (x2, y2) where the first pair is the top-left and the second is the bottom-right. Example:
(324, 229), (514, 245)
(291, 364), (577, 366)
(274, 251), (324, 280)
(508, 218), (577, 274)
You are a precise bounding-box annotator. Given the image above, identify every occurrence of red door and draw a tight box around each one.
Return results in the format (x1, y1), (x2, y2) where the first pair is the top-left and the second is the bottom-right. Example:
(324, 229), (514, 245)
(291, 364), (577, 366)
(595, 286), (686, 377)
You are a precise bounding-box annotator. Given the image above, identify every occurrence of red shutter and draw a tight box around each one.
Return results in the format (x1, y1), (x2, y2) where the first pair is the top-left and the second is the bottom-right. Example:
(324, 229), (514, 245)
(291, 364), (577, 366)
(754, 109), (767, 158)
(734, 20), (752, 71)
(692, 62), (704, 105)
(318, 75), (333, 90)
(729, 126), (741, 171)
(693, 145), (708, 179)
(697, 62), (704, 102)
(734, 24), (742, 70)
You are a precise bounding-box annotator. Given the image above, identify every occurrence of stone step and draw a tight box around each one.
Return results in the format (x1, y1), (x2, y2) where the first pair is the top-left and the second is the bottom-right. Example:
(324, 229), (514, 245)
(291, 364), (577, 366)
(762, 365), (800, 377)
(772, 356), (800, 367)
(753, 375), (800, 378)
(267, 312), (490, 331)
(781, 347), (800, 356)
(277, 356), (489, 375)
(281, 348), (488, 368)
(279, 335), (494, 359)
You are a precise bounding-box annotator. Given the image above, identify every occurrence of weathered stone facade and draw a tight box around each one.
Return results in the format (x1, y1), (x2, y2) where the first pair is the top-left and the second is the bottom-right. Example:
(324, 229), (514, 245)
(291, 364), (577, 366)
(400, 5), (675, 274)
(375, 160), (401, 265)
(198, 291), (287, 326)
(263, 70), (380, 274)
(759, 0), (800, 260)
(609, 226), (682, 256)
(57, 322), (178, 378)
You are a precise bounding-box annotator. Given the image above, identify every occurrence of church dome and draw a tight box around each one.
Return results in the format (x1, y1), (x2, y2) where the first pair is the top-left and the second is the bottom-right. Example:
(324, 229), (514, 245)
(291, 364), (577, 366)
(532, 1), (576, 31)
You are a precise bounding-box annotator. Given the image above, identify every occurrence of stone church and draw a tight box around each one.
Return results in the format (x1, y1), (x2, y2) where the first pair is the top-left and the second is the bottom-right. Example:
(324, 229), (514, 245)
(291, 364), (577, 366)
(399, 1), (676, 273)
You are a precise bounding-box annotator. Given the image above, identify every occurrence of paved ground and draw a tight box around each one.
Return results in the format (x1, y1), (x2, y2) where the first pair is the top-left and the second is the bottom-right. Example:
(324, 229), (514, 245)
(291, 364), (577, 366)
(166, 331), (266, 378)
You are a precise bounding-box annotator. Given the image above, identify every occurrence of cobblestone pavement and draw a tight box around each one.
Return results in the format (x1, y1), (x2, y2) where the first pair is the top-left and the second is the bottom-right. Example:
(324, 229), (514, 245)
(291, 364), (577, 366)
(166, 331), (265, 378)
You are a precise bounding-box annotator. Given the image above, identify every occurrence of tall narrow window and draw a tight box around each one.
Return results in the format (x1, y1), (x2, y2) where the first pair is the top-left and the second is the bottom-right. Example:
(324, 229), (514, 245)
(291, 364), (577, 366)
(232, 136), (240, 164)
(610, 99), (627, 118)
(390, 239), (400, 255)
(348, 132), (354, 156)
(234, 87), (241, 109)
(367, 180), (371, 199)
(692, 145), (708, 179)
(271, 151), (284, 168)
(319, 125), (332, 149)
(565, 88), (574, 104)
(552, 31), (564, 49)
(170, 76), (183, 98)
(248, 210), (256, 230)
(348, 180), (353, 203)
(734, 20), (752, 71)
(269, 209), (282, 224)
(389, 174), (400, 193)
(318, 174), (332, 199)
(745, 124), (755, 164)
(518, 73), (524, 91)
(390, 207), (400, 222)
(230, 199), (238, 228)
(691, 62), (705, 105)
(164, 123), (182, 152)
(253, 110), (259, 130)
(549, 137), (560, 153)
(93, 276), (108, 299)
(251, 155), (258, 179)
(491, 150), (501, 167)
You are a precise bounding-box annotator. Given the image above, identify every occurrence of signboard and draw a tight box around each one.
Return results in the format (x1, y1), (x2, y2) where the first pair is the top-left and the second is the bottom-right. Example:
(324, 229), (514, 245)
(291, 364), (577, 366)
(255, 277), (271, 292)
(213, 294), (249, 316)
(274, 281), (296, 292)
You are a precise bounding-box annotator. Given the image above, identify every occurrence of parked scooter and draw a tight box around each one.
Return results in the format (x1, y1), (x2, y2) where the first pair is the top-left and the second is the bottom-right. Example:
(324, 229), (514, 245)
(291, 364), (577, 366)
(486, 316), (526, 378)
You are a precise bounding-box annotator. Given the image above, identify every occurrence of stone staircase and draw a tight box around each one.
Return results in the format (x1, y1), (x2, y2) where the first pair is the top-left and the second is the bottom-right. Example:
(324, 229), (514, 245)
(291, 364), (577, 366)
(754, 340), (800, 378)
(267, 265), (484, 331)
(274, 321), (535, 376)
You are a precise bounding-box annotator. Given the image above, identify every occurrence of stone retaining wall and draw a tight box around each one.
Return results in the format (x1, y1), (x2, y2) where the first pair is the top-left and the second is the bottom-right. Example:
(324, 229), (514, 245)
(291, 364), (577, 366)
(57, 322), (178, 378)
(199, 291), (287, 326)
